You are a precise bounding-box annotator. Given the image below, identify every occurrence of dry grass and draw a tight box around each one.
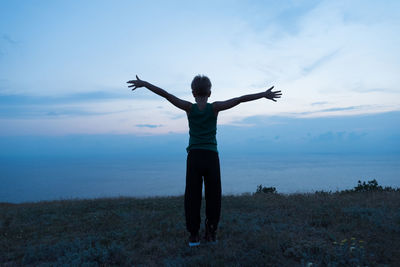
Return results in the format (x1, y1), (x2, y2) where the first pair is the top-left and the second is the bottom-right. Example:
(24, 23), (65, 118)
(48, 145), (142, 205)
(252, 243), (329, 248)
(1, 190), (400, 266)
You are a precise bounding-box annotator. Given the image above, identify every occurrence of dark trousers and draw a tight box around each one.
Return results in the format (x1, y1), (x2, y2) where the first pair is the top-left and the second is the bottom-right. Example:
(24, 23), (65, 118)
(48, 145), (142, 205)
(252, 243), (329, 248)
(185, 149), (221, 234)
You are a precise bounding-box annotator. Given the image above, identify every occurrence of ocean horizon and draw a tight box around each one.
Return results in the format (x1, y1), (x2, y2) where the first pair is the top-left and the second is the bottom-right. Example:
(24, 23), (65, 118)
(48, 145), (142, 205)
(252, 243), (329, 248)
(1, 153), (399, 204)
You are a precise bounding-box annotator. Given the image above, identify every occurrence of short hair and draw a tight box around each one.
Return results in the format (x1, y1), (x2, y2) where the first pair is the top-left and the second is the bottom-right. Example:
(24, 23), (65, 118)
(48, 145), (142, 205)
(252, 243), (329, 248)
(191, 75), (212, 96)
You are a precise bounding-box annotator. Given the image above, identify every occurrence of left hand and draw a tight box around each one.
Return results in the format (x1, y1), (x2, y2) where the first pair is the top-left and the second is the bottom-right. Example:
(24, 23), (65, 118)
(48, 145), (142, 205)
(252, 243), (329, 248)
(265, 86), (282, 102)
(127, 75), (147, 90)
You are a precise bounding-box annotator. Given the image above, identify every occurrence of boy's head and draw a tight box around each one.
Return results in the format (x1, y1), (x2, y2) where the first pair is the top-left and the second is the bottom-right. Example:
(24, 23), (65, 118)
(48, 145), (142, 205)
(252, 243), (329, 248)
(191, 75), (211, 97)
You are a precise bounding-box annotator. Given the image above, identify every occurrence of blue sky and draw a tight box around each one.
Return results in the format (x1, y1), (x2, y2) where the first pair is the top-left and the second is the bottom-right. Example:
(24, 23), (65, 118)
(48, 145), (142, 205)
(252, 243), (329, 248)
(1, 0), (400, 155)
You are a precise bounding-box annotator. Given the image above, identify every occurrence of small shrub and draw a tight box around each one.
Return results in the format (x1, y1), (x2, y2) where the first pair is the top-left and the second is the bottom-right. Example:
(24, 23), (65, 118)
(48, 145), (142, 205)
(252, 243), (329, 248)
(341, 179), (399, 193)
(354, 179), (382, 192)
(315, 190), (332, 195)
(255, 185), (277, 194)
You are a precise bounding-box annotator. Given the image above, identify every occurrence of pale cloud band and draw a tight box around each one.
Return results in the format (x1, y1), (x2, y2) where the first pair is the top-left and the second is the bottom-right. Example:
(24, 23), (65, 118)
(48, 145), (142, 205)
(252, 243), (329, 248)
(0, 0), (399, 135)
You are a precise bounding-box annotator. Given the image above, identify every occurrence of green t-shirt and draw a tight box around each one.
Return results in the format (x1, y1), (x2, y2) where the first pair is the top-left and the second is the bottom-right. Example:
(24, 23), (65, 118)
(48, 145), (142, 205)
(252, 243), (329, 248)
(186, 103), (218, 153)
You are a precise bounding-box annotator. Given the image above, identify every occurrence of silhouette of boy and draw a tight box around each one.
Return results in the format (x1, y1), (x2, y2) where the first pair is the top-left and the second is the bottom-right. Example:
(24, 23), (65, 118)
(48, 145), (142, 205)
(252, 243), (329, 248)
(127, 75), (281, 246)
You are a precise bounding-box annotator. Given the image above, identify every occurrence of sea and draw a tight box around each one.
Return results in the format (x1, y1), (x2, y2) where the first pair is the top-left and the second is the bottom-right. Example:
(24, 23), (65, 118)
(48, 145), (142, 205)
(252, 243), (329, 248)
(1, 154), (399, 203)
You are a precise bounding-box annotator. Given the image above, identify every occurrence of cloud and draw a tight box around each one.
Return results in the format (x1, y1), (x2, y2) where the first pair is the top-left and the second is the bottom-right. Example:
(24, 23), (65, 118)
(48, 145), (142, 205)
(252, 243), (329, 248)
(311, 101), (328, 106)
(302, 48), (341, 74)
(320, 106), (359, 112)
(2, 34), (18, 45)
(136, 124), (163, 128)
(1, 111), (398, 159)
(230, 110), (400, 134)
(0, 105), (127, 119)
(214, 110), (400, 155)
(0, 34), (18, 57)
(0, 91), (127, 106)
(44, 110), (117, 117)
(279, 105), (371, 117)
(228, 0), (400, 119)
(0, 91), (135, 119)
(312, 131), (367, 142)
(169, 114), (186, 120)
(351, 87), (399, 94)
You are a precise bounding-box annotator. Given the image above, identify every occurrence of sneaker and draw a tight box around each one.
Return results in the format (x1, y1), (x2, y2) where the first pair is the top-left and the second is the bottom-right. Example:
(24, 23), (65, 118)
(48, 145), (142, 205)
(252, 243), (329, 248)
(205, 221), (217, 244)
(188, 232), (200, 247)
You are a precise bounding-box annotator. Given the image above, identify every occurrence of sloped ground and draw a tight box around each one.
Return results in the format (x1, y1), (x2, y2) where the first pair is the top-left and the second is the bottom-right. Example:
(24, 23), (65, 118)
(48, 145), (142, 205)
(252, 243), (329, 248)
(1, 191), (400, 266)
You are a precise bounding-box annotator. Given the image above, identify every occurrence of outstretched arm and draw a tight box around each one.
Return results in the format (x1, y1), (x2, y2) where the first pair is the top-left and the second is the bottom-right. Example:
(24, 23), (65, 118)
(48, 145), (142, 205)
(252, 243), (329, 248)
(213, 86), (281, 114)
(127, 75), (192, 112)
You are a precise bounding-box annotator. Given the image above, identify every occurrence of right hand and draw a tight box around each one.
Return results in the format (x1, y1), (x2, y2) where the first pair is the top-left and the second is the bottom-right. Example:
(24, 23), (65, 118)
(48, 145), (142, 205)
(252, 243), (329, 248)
(265, 86), (282, 102)
(127, 75), (147, 90)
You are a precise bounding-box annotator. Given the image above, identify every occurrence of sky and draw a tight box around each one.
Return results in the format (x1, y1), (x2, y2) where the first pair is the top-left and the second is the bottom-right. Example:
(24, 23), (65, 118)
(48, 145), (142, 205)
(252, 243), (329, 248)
(0, 0), (400, 156)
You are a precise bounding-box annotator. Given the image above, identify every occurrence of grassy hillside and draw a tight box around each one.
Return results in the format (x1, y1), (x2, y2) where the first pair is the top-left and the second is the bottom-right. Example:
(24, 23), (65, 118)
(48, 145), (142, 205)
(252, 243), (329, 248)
(1, 186), (400, 266)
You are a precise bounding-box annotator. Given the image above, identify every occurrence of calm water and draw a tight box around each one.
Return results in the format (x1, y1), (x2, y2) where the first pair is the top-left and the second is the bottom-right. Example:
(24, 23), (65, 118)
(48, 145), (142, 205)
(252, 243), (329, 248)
(1, 154), (399, 203)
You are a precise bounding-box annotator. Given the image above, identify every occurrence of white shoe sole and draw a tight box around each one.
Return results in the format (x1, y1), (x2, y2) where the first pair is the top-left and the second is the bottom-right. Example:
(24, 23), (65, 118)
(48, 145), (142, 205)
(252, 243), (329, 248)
(189, 241), (200, 247)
